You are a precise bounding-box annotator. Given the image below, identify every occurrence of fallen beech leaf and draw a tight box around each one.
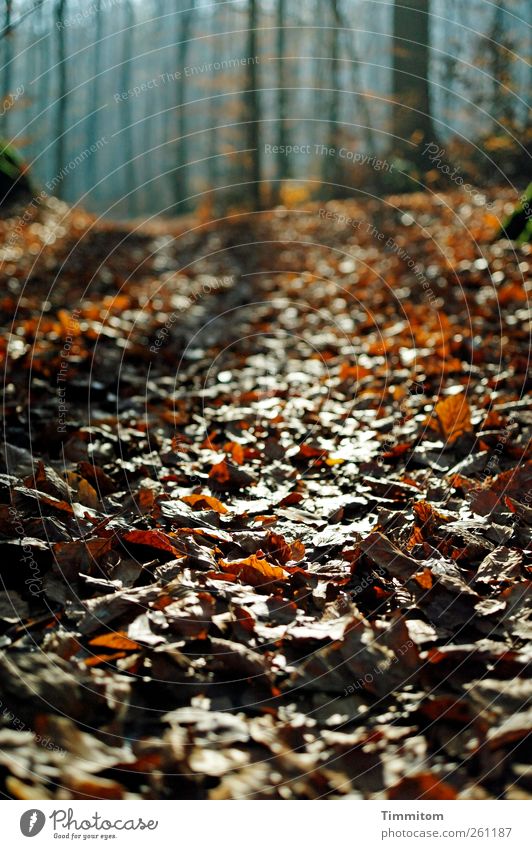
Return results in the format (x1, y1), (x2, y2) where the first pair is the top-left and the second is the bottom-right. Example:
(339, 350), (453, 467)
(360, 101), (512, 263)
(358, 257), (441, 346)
(279, 492), (303, 507)
(223, 441), (245, 464)
(209, 459), (230, 484)
(123, 529), (183, 558)
(84, 651), (128, 667)
(181, 494), (228, 514)
(296, 444), (327, 462)
(408, 500), (450, 548)
(413, 568), (433, 589)
(382, 442), (411, 459)
(208, 458), (254, 491)
(360, 531), (420, 580)
(77, 478), (100, 510)
(265, 531), (305, 564)
(89, 632), (142, 651)
(428, 393), (472, 444)
(220, 554), (288, 587)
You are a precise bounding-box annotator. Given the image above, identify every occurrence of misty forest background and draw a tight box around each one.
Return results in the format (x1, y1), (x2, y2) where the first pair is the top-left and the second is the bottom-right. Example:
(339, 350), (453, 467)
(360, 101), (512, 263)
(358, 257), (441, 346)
(0, 0), (530, 220)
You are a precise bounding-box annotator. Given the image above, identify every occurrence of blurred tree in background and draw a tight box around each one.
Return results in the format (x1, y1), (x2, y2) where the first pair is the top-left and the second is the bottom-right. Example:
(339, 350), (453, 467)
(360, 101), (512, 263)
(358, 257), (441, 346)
(0, 0), (529, 215)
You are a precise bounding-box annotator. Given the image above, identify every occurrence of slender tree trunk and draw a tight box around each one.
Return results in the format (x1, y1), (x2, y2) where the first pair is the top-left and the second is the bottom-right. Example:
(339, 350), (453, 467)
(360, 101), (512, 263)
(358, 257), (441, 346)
(246, 0), (261, 209)
(88, 0), (103, 148)
(336, 2), (375, 155)
(55, 0), (67, 195)
(324, 0), (341, 196)
(392, 0), (434, 162)
(174, 0), (196, 212)
(2, 1), (12, 136)
(312, 0), (327, 167)
(207, 5), (220, 214)
(275, 0), (289, 203)
(119, 0), (136, 214)
(490, 1), (514, 125)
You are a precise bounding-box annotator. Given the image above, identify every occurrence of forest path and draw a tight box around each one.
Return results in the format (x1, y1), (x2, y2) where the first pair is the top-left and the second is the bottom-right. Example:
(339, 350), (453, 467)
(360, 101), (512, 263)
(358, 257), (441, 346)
(0, 188), (530, 800)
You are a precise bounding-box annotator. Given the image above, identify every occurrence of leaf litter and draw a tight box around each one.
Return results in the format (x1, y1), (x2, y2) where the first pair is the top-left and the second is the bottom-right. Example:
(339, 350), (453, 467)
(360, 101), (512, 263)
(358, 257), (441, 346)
(0, 189), (530, 799)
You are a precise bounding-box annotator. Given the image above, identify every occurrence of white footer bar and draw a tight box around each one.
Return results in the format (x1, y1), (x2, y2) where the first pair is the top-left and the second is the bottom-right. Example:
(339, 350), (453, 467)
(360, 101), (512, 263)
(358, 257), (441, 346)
(3, 799), (529, 848)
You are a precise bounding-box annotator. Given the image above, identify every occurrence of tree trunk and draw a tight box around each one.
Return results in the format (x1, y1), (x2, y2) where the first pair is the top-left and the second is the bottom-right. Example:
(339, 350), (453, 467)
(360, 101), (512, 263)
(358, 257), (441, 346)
(2, 1), (12, 136)
(324, 0), (341, 196)
(275, 0), (289, 203)
(246, 0), (261, 209)
(174, 0), (195, 213)
(392, 0), (434, 162)
(55, 0), (67, 196)
(489, 1), (514, 125)
(88, 0), (103, 150)
(119, 0), (136, 214)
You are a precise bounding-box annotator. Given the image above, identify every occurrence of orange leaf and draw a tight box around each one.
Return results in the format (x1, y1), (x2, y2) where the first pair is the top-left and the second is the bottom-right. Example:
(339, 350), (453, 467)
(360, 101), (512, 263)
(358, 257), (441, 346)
(279, 492), (303, 507)
(209, 459), (231, 484)
(223, 441), (245, 464)
(123, 529), (183, 557)
(89, 632), (141, 651)
(219, 554), (288, 587)
(339, 363), (371, 381)
(413, 568), (433, 590)
(84, 651), (127, 667)
(265, 531), (305, 564)
(429, 393), (472, 444)
(181, 494), (228, 514)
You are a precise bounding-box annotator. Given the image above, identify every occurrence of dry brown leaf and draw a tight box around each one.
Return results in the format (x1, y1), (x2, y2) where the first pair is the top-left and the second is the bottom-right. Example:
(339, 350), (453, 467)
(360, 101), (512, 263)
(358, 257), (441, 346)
(181, 494), (228, 514)
(220, 554), (288, 587)
(428, 393), (473, 444)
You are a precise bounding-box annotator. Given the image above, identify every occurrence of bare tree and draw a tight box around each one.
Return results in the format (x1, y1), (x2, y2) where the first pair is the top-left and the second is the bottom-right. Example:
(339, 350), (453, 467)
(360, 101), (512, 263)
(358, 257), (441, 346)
(392, 0), (434, 162)
(118, 0), (136, 213)
(55, 0), (67, 194)
(323, 0), (341, 196)
(488, 0), (515, 126)
(275, 0), (289, 203)
(245, 0), (261, 209)
(174, 0), (196, 212)
(88, 0), (103, 150)
(2, 1), (13, 135)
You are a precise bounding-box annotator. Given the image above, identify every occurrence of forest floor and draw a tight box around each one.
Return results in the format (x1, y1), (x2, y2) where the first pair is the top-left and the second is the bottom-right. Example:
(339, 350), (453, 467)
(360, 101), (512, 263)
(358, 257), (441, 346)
(0, 188), (530, 800)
